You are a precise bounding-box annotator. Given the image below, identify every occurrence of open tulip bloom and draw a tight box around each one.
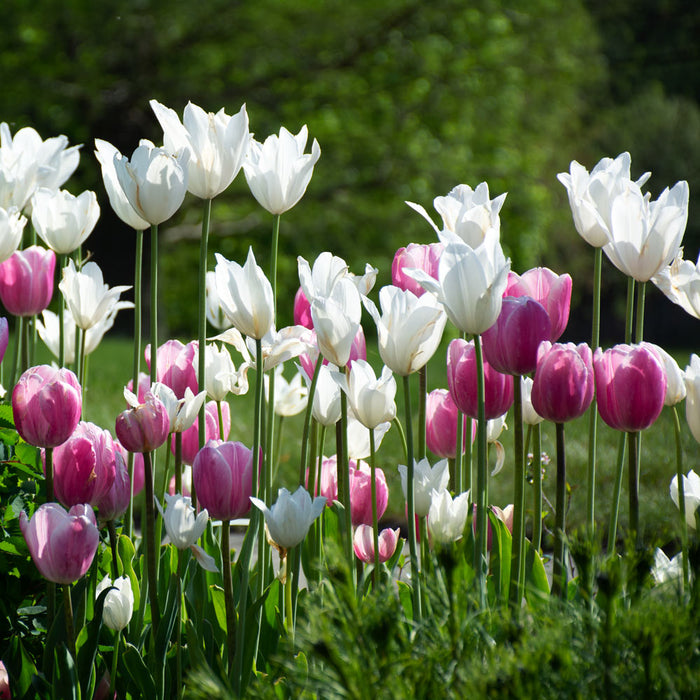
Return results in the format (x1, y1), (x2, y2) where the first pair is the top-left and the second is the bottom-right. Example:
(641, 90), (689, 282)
(0, 205), (27, 263)
(336, 360), (397, 430)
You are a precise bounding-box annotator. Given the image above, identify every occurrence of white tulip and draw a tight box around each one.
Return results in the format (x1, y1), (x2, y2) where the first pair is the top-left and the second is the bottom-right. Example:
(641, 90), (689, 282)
(398, 457), (449, 517)
(96, 575), (134, 631)
(670, 469), (700, 529)
(427, 488), (470, 544)
(0, 206), (26, 263)
(337, 360), (396, 430)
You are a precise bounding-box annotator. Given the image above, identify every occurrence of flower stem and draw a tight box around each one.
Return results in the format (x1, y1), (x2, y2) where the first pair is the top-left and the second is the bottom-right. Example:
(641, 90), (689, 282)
(176, 548), (183, 700)
(198, 198), (212, 451)
(403, 374), (422, 620)
(532, 424), (543, 553)
(454, 409), (463, 493)
(45, 446), (54, 503)
(143, 450), (160, 634)
(174, 432), (182, 494)
(635, 281), (646, 343)
(552, 422), (567, 598)
(418, 365), (427, 459)
(473, 335), (488, 607)
(628, 430), (640, 547)
(221, 520), (236, 671)
(607, 431), (627, 552)
(108, 630), (120, 699)
(509, 375), (525, 607)
(369, 428), (380, 588)
(672, 407), (690, 588)
(107, 520), (120, 580)
(58, 253), (66, 367)
(150, 224), (159, 385)
(63, 584), (76, 660)
(284, 550), (294, 645)
(336, 383), (354, 572)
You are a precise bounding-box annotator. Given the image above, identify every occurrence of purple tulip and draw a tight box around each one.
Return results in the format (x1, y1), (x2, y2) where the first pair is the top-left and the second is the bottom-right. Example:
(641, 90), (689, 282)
(177, 400), (231, 465)
(531, 342), (594, 423)
(115, 390), (170, 453)
(95, 447), (131, 521)
(19, 502), (99, 584)
(52, 421), (118, 508)
(505, 267), (572, 341)
(425, 388), (475, 459)
(349, 462), (389, 527)
(114, 441), (144, 496)
(12, 365), (82, 448)
(391, 242), (443, 297)
(353, 524), (400, 564)
(482, 296), (551, 376)
(594, 343), (667, 432)
(293, 286), (313, 329)
(193, 440), (255, 520)
(144, 339), (198, 399)
(0, 317), (8, 364)
(446, 338), (514, 420)
(0, 246), (56, 318)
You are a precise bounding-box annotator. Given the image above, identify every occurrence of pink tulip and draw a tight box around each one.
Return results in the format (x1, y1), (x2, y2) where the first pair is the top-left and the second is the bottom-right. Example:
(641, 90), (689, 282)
(114, 442), (144, 496)
(471, 503), (514, 550)
(144, 339), (198, 399)
(178, 400), (231, 465)
(447, 338), (514, 420)
(126, 371), (151, 403)
(115, 390), (170, 453)
(0, 660), (9, 700)
(349, 462), (389, 527)
(353, 524), (400, 564)
(0, 245), (55, 317)
(51, 421), (118, 508)
(308, 454), (339, 502)
(425, 388), (476, 459)
(293, 286), (313, 329)
(593, 343), (666, 432)
(12, 365), (82, 448)
(391, 242), (443, 297)
(505, 267), (572, 341)
(193, 440), (254, 520)
(482, 296), (551, 376)
(19, 503), (99, 584)
(298, 326), (366, 378)
(95, 447), (131, 522)
(0, 317), (8, 363)
(531, 342), (594, 423)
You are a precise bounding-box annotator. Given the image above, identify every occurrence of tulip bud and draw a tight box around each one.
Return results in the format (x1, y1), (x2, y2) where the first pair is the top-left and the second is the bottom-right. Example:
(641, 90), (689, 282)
(115, 390), (170, 453)
(391, 242), (442, 297)
(145, 339), (199, 399)
(425, 389), (475, 459)
(95, 448), (131, 522)
(353, 525), (400, 564)
(427, 489), (470, 545)
(349, 462), (389, 527)
(0, 246), (56, 317)
(177, 400), (231, 465)
(96, 575), (134, 631)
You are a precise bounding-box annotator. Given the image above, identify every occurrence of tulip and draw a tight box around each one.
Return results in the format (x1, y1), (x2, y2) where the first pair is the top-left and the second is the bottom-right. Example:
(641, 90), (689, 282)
(651, 548), (683, 585)
(0, 317), (8, 364)
(391, 242), (443, 297)
(0, 660), (8, 700)
(0, 245), (55, 317)
(646, 343), (685, 406)
(298, 326), (366, 378)
(505, 267), (572, 342)
(427, 488), (470, 545)
(685, 355), (700, 443)
(530, 343), (594, 424)
(214, 248), (274, 340)
(521, 377), (543, 426)
(94, 139), (149, 230)
(205, 270), (229, 331)
(115, 389), (170, 454)
(145, 339), (199, 400)
(425, 388), (474, 459)
(345, 408), (392, 460)
(447, 338), (514, 420)
(603, 180), (688, 282)
(266, 365), (308, 417)
(353, 525), (400, 564)
(653, 253), (700, 321)
(293, 286), (314, 329)
(349, 461), (389, 526)
(59, 260), (132, 330)
(305, 363), (342, 427)
(0, 205), (27, 263)
(251, 486), (326, 550)
(168, 464), (192, 498)
(243, 125), (321, 215)
(193, 440), (254, 521)
(151, 383), (206, 434)
(113, 140), (189, 225)
(398, 457), (449, 517)
(150, 100), (250, 200)
(670, 469), (700, 529)
(12, 365), (82, 448)
(96, 575), (134, 631)
(482, 296), (551, 376)
(407, 232), (510, 336)
(157, 493), (218, 571)
(407, 182), (506, 246)
(593, 344), (666, 432)
(95, 448), (131, 522)
(364, 285), (446, 376)
(178, 400), (230, 465)
(195, 342), (247, 402)
(471, 503), (515, 550)
(338, 360), (396, 430)
(52, 421), (118, 508)
(20, 503), (99, 584)
(31, 188), (100, 255)
(557, 152), (650, 248)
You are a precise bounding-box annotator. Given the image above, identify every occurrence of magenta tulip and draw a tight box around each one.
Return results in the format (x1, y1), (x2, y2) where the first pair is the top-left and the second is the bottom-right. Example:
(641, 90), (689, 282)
(353, 524), (400, 564)
(114, 441), (144, 496)
(144, 339), (198, 399)
(126, 371), (151, 404)
(12, 365), (82, 448)
(0, 245), (56, 317)
(293, 286), (313, 329)
(349, 461), (389, 526)
(20, 503), (99, 584)
(425, 388), (476, 459)
(505, 267), (572, 341)
(447, 338), (514, 420)
(52, 421), (118, 508)
(0, 317), (8, 363)
(482, 296), (551, 376)
(593, 343), (666, 432)
(95, 447), (131, 521)
(310, 454), (339, 502)
(531, 342), (594, 423)
(178, 400), (231, 465)
(115, 390), (170, 453)
(193, 439), (254, 520)
(391, 242), (443, 297)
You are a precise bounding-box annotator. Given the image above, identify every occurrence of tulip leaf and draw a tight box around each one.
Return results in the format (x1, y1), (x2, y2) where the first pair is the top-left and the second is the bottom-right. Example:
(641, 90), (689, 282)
(487, 511), (512, 604)
(117, 533), (140, 615)
(5, 634), (39, 699)
(524, 542), (551, 602)
(51, 644), (79, 700)
(76, 586), (108, 699)
(397, 580), (413, 619)
(154, 573), (179, 667)
(121, 642), (157, 698)
(209, 584), (227, 632)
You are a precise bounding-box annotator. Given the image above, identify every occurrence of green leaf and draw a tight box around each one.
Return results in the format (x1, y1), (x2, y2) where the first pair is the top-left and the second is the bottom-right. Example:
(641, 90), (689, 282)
(524, 542), (550, 603)
(117, 533), (141, 615)
(121, 642), (157, 698)
(488, 510), (512, 604)
(76, 586), (108, 698)
(5, 634), (39, 699)
(51, 645), (79, 700)
(0, 403), (15, 430)
(209, 584), (227, 633)
(397, 580), (413, 619)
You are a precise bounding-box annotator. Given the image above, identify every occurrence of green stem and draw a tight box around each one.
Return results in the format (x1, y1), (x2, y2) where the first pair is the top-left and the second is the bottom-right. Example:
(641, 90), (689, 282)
(392, 416), (408, 462)
(607, 431), (628, 552)
(63, 584), (76, 660)
(454, 409), (464, 493)
(509, 376), (525, 607)
(418, 365), (427, 459)
(150, 224), (159, 384)
(21, 314), (30, 374)
(532, 423), (543, 553)
(552, 422), (567, 599)
(174, 432), (182, 494)
(198, 199), (212, 451)
(473, 335), (488, 606)
(252, 340), (264, 499)
(284, 551), (294, 644)
(143, 451), (160, 634)
(369, 428), (380, 588)
(269, 214), (281, 309)
(625, 276), (635, 345)
(107, 520), (120, 580)
(628, 431), (640, 547)
(176, 549), (183, 700)
(298, 355), (322, 486)
(108, 631), (120, 699)
(58, 253), (66, 367)
(465, 417), (473, 494)
(403, 374), (422, 620)
(222, 521), (236, 671)
(672, 407), (690, 587)
(635, 280), (646, 344)
(8, 315), (23, 389)
(45, 446), (54, 503)
(217, 400), (224, 438)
